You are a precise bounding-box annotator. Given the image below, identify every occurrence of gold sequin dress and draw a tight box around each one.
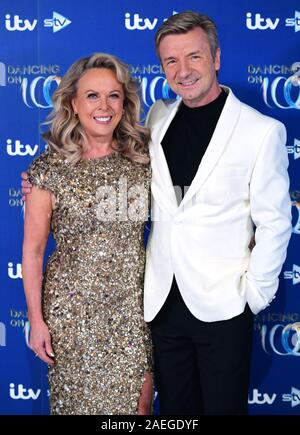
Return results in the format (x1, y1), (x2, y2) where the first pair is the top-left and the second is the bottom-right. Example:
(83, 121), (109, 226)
(27, 148), (152, 415)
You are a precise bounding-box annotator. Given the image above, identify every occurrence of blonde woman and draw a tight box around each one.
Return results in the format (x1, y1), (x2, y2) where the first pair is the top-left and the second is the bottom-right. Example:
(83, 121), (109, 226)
(22, 53), (153, 415)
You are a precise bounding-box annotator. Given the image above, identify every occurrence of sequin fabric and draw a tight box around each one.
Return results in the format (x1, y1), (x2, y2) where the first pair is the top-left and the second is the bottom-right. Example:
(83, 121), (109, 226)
(27, 148), (152, 415)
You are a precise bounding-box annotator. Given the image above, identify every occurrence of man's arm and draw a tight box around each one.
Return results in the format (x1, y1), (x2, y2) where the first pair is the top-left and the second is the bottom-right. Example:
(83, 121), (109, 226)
(245, 121), (292, 314)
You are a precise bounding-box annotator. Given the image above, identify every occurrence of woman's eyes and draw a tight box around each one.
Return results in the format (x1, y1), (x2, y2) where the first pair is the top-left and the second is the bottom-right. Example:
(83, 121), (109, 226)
(86, 93), (120, 99)
(87, 93), (98, 99)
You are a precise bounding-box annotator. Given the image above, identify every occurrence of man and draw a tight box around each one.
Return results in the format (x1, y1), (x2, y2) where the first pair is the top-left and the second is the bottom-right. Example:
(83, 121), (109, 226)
(144, 11), (291, 415)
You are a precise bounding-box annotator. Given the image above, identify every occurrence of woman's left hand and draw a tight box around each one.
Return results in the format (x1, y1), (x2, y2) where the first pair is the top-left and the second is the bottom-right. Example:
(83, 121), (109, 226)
(137, 371), (153, 415)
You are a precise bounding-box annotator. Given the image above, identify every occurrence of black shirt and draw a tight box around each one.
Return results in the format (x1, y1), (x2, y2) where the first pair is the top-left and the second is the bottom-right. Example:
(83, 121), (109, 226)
(161, 89), (228, 201)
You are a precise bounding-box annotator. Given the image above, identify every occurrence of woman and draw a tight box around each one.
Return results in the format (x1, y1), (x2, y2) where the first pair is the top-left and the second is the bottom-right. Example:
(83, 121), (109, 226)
(22, 53), (153, 415)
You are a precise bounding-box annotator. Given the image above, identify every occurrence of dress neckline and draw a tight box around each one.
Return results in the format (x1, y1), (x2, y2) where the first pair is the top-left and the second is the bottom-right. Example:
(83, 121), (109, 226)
(80, 151), (118, 163)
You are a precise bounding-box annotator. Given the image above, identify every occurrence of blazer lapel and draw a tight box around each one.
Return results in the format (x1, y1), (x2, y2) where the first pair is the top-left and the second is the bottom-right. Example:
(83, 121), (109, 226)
(179, 88), (242, 209)
(150, 99), (181, 216)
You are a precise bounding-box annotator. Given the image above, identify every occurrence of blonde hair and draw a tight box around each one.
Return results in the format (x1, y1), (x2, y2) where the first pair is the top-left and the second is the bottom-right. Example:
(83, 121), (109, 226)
(43, 53), (150, 164)
(155, 11), (219, 61)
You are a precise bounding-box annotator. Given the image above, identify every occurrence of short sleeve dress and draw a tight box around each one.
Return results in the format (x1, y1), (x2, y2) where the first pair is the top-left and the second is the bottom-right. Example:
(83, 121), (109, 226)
(27, 148), (152, 415)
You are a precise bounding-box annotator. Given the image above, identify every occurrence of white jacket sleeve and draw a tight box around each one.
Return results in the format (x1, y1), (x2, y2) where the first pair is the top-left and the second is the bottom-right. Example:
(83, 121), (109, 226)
(245, 121), (292, 314)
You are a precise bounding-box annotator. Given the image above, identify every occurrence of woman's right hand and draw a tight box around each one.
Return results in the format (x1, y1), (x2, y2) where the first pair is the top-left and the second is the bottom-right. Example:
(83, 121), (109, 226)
(21, 171), (32, 201)
(137, 371), (153, 415)
(29, 319), (55, 366)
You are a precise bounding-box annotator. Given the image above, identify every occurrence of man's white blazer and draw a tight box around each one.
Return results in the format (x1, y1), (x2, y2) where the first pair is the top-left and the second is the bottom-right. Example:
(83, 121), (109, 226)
(144, 87), (291, 322)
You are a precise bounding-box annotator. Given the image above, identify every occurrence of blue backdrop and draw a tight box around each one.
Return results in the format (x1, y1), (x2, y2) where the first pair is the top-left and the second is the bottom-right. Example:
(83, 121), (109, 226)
(0, 0), (299, 415)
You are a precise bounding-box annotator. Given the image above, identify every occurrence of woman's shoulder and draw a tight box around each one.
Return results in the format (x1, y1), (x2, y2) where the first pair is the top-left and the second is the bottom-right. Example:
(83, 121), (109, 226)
(27, 146), (67, 191)
(28, 146), (65, 172)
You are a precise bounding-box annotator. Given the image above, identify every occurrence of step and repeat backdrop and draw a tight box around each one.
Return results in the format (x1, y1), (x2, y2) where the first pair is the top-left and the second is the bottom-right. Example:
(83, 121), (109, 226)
(0, 0), (299, 415)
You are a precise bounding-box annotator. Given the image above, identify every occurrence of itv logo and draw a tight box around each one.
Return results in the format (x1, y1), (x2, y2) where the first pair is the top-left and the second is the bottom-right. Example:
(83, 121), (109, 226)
(125, 12), (158, 30)
(246, 12), (279, 30)
(124, 11), (178, 31)
(6, 139), (39, 156)
(9, 383), (41, 400)
(248, 388), (276, 405)
(5, 14), (37, 31)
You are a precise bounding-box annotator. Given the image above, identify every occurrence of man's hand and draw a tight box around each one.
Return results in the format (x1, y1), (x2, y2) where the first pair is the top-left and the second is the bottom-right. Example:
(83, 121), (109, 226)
(21, 171), (32, 201)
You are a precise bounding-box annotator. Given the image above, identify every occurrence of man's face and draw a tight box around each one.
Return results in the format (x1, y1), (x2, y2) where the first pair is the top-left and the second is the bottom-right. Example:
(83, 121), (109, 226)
(159, 27), (221, 108)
